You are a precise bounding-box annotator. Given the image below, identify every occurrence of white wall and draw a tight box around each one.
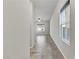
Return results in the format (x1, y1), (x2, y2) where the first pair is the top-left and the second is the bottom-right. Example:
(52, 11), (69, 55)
(34, 8), (50, 35)
(35, 8), (51, 20)
(30, 7), (51, 48)
(3, 0), (33, 59)
(50, 0), (75, 59)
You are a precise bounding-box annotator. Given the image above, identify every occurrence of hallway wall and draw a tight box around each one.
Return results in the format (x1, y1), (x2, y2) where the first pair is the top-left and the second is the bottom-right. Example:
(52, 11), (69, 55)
(50, 0), (75, 59)
(3, 0), (32, 59)
(34, 8), (50, 35)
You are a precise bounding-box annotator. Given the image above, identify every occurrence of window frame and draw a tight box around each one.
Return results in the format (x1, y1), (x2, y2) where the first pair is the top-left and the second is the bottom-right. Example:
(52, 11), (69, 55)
(59, 0), (70, 46)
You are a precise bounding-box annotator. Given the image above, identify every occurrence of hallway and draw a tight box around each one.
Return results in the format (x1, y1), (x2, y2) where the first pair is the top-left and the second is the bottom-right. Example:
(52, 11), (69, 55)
(30, 35), (64, 59)
(3, 0), (75, 59)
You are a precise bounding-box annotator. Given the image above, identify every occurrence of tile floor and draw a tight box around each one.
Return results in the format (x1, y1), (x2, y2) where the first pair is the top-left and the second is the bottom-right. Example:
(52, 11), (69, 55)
(30, 35), (65, 59)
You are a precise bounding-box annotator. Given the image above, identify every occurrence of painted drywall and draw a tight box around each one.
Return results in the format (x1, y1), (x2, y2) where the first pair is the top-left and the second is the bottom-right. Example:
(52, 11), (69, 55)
(34, 8), (51, 35)
(50, 0), (75, 59)
(3, 0), (33, 59)
(31, 0), (58, 19)
(30, 8), (51, 48)
(34, 8), (51, 20)
(34, 19), (50, 35)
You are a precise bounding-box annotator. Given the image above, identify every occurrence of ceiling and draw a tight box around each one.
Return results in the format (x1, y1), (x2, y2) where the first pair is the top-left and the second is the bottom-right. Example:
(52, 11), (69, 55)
(31, 0), (58, 20)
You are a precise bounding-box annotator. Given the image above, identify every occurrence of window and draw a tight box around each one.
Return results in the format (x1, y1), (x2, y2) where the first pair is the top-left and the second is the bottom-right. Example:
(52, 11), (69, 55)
(59, 0), (70, 45)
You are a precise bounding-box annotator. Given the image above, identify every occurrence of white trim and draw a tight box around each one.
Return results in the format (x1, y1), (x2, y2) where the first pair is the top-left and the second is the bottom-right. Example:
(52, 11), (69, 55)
(50, 35), (67, 59)
(57, 46), (67, 59)
(62, 38), (70, 46)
